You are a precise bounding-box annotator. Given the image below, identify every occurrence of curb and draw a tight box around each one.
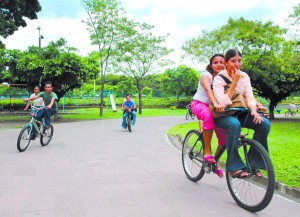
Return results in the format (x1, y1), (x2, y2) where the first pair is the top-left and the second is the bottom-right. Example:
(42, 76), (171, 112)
(167, 134), (300, 202)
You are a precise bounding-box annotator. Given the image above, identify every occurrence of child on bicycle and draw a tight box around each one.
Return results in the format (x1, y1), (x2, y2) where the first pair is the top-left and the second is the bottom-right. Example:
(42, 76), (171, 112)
(121, 94), (136, 129)
(24, 81), (58, 131)
(24, 85), (44, 114)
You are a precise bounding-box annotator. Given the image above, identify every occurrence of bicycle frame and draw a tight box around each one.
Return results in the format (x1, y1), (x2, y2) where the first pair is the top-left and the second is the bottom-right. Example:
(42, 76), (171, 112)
(27, 117), (44, 136)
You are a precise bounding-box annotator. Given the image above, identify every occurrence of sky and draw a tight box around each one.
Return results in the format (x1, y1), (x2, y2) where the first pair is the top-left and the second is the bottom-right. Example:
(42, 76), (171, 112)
(1, 0), (299, 71)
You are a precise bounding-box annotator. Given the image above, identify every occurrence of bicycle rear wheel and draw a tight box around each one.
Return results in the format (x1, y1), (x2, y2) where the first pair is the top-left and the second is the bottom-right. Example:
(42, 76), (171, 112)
(127, 115), (131, 132)
(40, 125), (54, 146)
(182, 129), (205, 182)
(226, 138), (275, 212)
(17, 125), (32, 152)
(285, 111), (289, 116)
(191, 113), (195, 119)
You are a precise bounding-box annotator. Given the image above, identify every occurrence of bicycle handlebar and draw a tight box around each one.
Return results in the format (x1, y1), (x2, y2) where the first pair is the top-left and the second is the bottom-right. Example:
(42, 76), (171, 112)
(213, 107), (250, 112)
(31, 105), (45, 110)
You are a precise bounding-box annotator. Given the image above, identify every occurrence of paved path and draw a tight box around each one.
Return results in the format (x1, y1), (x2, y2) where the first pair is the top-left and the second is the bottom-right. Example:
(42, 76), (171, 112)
(0, 116), (299, 217)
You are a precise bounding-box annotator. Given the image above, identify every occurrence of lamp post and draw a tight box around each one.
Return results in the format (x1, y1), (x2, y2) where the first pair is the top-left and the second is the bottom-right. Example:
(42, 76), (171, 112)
(37, 26), (44, 48)
(37, 26), (44, 86)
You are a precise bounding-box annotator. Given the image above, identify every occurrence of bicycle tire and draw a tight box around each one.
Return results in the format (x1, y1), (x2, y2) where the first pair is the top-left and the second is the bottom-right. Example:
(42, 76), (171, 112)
(127, 115), (131, 132)
(226, 138), (275, 212)
(40, 125), (54, 146)
(185, 113), (189, 120)
(17, 125), (32, 152)
(291, 111), (296, 116)
(182, 129), (205, 182)
(191, 113), (195, 119)
(285, 111), (289, 117)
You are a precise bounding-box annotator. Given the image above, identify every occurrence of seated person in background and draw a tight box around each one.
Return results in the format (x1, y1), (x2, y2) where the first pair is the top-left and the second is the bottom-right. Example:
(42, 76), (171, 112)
(121, 94), (136, 129)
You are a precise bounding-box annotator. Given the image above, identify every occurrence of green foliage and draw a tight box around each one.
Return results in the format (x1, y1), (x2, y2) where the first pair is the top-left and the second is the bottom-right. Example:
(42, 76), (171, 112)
(182, 17), (300, 118)
(0, 0), (41, 45)
(2, 38), (98, 101)
(112, 19), (173, 114)
(81, 0), (135, 115)
(161, 64), (199, 99)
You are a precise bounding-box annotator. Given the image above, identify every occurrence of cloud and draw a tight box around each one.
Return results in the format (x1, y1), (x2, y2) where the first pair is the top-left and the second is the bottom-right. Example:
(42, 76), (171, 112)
(1, 13), (95, 56)
(1, 0), (299, 71)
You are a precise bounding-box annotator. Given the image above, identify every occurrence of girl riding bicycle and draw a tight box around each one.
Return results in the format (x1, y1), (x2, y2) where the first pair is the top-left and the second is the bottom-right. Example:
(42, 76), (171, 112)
(213, 49), (270, 178)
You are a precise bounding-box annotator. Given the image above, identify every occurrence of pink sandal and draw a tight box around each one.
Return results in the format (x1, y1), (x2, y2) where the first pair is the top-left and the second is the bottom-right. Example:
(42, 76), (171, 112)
(214, 168), (223, 178)
(203, 155), (216, 164)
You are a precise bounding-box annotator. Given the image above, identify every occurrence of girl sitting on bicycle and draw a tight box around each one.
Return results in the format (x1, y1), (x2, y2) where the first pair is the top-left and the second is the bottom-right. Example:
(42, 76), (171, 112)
(213, 49), (270, 178)
(190, 54), (226, 178)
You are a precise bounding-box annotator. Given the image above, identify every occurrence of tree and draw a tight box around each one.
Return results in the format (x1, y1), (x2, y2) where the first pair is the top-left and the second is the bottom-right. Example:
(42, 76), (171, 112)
(0, 0), (41, 47)
(144, 74), (164, 97)
(161, 65), (199, 100)
(113, 22), (173, 114)
(182, 17), (300, 119)
(8, 38), (97, 101)
(81, 0), (137, 116)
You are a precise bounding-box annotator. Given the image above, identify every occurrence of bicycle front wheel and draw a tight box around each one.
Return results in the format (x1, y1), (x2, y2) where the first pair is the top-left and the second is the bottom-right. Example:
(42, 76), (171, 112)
(127, 116), (131, 132)
(226, 138), (275, 212)
(40, 125), (54, 146)
(17, 125), (32, 152)
(182, 129), (205, 182)
(185, 113), (189, 120)
(191, 113), (195, 119)
(291, 111), (296, 116)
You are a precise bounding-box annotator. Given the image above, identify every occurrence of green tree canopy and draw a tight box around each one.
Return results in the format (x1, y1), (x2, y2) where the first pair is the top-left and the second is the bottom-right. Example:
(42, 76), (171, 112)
(6, 38), (97, 101)
(112, 22), (173, 114)
(161, 64), (199, 100)
(0, 0), (41, 47)
(82, 0), (138, 116)
(182, 17), (300, 119)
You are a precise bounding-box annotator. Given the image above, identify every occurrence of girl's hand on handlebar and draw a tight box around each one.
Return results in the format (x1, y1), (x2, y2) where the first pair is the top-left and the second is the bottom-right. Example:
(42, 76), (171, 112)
(251, 110), (263, 124)
(214, 103), (224, 112)
(257, 105), (267, 112)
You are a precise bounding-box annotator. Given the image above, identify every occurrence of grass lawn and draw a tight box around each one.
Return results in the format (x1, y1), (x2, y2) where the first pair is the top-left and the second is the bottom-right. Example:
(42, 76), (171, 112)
(168, 118), (300, 189)
(0, 108), (187, 122)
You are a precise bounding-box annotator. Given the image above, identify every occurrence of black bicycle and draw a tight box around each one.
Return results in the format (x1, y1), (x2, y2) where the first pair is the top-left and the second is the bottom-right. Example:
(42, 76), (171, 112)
(185, 106), (195, 120)
(126, 111), (132, 132)
(285, 109), (296, 117)
(182, 108), (275, 212)
(17, 106), (54, 152)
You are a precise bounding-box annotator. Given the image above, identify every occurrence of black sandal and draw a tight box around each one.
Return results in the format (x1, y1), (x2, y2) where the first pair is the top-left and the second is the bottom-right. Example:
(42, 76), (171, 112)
(230, 170), (249, 179)
(252, 169), (262, 177)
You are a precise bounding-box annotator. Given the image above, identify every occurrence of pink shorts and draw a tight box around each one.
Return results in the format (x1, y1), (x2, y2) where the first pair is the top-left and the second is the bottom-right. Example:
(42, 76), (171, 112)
(191, 100), (226, 145)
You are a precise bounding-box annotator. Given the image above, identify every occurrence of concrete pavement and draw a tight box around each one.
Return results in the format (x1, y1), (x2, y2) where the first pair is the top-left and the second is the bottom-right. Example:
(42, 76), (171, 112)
(0, 116), (299, 217)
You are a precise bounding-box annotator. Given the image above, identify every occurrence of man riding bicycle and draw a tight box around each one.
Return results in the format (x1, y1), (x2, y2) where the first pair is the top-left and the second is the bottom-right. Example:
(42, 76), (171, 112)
(288, 101), (296, 112)
(121, 94), (136, 129)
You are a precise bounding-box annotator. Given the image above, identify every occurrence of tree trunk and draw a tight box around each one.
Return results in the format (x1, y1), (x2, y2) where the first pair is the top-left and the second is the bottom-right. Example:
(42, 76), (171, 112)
(138, 86), (142, 114)
(268, 100), (276, 120)
(100, 62), (105, 116)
